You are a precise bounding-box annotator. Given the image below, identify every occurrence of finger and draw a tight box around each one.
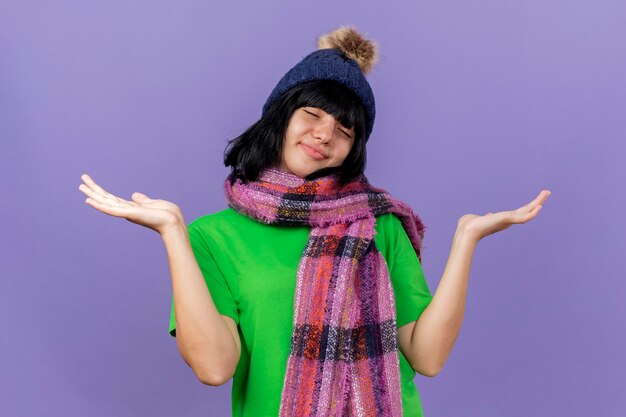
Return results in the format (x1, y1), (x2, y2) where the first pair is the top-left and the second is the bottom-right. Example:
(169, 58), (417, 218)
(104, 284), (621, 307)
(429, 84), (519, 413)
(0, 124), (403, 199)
(513, 204), (542, 224)
(532, 190), (551, 207)
(84, 196), (134, 218)
(80, 175), (134, 206)
(79, 182), (127, 207)
(528, 191), (547, 207)
(131, 192), (152, 202)
(523, 193), (542, 211)
(517, 191), (549, 214)
(80, 174), (116, 200)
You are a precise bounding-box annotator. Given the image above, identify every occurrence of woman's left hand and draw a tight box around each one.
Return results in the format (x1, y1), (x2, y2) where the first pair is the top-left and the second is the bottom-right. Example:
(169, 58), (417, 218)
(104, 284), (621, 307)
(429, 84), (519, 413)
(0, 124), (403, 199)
(457, 190), (552, 243)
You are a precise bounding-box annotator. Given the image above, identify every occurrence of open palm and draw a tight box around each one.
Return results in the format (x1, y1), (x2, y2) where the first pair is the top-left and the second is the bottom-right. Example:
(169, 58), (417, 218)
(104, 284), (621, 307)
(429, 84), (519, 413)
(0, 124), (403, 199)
(458, 190), (552, 242)
(78, 174), (183, 235)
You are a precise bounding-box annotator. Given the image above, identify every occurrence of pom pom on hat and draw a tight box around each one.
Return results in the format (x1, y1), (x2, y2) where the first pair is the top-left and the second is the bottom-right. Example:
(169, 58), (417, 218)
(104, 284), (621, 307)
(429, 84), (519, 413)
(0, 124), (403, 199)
(317, 25), (379, 75)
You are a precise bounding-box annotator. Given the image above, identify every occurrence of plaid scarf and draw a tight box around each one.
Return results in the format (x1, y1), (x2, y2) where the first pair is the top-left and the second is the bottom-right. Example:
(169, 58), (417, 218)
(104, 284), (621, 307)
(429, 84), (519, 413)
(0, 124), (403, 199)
(224, 166), (426, 417)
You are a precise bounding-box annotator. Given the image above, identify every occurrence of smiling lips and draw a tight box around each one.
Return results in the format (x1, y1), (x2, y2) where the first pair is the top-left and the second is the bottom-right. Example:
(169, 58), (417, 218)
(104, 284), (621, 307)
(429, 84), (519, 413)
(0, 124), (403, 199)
(301, 143), (328, 160)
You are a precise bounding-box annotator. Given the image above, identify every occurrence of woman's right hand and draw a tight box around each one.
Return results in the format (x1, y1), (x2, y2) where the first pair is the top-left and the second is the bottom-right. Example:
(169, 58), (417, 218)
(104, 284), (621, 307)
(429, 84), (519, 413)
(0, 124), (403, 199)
(78, 173), (184, 236)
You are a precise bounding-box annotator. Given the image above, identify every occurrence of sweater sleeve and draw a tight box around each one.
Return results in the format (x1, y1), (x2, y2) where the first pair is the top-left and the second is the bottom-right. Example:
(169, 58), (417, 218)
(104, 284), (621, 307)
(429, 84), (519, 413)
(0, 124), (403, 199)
(168, 221), (240, 338)
(379, 213), (434, 329)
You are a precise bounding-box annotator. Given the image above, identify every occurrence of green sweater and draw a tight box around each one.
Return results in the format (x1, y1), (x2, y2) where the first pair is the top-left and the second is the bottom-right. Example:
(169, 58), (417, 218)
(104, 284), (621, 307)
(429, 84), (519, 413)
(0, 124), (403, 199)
(169, 208), (433, 416)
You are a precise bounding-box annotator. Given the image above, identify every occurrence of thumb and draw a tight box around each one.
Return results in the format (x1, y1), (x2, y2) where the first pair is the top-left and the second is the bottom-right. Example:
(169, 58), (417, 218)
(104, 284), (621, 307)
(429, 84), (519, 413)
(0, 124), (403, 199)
(131, 192), (152, 202)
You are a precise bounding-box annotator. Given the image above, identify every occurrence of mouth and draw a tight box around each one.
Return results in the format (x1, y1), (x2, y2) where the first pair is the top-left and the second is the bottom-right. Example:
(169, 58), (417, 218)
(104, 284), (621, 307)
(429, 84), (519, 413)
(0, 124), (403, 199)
(301, 143), (327, 160)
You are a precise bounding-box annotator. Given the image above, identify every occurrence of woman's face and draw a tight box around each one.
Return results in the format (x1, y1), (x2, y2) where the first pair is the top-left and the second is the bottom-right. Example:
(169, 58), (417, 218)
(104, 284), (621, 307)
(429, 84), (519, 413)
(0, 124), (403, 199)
(276, 106), (356, 178)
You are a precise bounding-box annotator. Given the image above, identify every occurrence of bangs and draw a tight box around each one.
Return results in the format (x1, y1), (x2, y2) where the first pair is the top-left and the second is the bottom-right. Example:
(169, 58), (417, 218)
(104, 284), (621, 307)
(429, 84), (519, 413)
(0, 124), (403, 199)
(291, 79), (367, 138)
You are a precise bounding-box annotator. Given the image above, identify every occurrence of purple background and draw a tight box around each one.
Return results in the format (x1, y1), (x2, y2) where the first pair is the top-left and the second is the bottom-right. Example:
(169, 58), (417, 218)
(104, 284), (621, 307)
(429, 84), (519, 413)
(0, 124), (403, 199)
(2, 1), (625, 416)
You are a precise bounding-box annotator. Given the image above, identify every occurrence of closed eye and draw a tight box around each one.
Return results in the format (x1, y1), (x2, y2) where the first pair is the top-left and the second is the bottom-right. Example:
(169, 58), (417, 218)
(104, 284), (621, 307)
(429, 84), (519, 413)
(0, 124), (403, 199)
(338, 128), (352, 139)
(304, 109), (353, 138)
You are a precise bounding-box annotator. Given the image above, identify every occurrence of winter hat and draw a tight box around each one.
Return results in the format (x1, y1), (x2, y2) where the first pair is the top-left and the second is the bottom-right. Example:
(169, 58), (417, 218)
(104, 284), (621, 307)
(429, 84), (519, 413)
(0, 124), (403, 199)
(261, 26), (379, 142)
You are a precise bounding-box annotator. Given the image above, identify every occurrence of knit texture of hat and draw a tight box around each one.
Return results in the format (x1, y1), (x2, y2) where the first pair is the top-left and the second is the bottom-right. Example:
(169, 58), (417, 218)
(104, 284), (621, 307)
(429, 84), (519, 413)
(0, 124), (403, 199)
(262, 26), (378, 142)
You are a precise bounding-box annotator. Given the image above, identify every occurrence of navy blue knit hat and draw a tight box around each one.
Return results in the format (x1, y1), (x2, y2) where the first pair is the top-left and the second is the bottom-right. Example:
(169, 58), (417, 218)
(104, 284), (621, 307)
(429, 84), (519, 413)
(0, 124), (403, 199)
(262, 26), (379, 142)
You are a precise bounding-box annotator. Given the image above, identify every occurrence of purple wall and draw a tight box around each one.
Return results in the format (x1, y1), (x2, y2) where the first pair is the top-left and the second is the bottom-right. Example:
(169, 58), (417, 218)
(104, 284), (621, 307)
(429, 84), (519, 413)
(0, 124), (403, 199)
(2, 1), (625, 416)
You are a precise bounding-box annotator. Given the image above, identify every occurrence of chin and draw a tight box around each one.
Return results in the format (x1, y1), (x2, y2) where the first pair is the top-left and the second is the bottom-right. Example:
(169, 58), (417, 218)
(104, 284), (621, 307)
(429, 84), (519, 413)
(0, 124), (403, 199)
(283, 160), (319, 178)
(291, 167), (318, 178)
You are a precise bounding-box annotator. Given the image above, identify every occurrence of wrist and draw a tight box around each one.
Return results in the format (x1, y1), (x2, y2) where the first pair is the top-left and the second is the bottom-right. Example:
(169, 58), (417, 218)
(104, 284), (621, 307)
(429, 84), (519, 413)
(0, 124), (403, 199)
(161, 219), (188, 244)
(454, 223), (480, 247)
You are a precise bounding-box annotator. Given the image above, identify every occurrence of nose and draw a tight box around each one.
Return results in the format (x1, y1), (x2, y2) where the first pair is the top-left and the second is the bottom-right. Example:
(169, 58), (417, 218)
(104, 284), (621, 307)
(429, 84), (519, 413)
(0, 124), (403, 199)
(312, 118), (335, 143)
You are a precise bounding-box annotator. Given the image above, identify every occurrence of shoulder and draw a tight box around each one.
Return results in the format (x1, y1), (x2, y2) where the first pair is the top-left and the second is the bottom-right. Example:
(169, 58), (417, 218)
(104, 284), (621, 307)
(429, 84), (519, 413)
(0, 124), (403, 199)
(187, 207), (277, 247)
(375, 212), (403, 234)
(188, 207), (250, 231)
(373, 213), (404, 260)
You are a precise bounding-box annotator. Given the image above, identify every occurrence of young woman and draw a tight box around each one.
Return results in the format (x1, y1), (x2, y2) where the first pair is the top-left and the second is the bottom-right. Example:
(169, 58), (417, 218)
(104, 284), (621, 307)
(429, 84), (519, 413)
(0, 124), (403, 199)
(79, 26), (550, 417)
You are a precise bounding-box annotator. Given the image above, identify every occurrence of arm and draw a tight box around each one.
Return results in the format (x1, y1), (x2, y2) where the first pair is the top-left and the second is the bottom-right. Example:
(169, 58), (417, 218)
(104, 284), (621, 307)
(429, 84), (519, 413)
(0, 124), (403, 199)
(399, 224), (477, 377)
(400, 190), (550, 376)
(162, 222), (241, 386)
(77, 174), (241, 384)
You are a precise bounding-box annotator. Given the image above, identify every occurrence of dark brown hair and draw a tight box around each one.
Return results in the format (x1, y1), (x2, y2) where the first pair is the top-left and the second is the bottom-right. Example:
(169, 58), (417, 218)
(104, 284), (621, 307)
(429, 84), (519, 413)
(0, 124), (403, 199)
(223, 79), (368, 186)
